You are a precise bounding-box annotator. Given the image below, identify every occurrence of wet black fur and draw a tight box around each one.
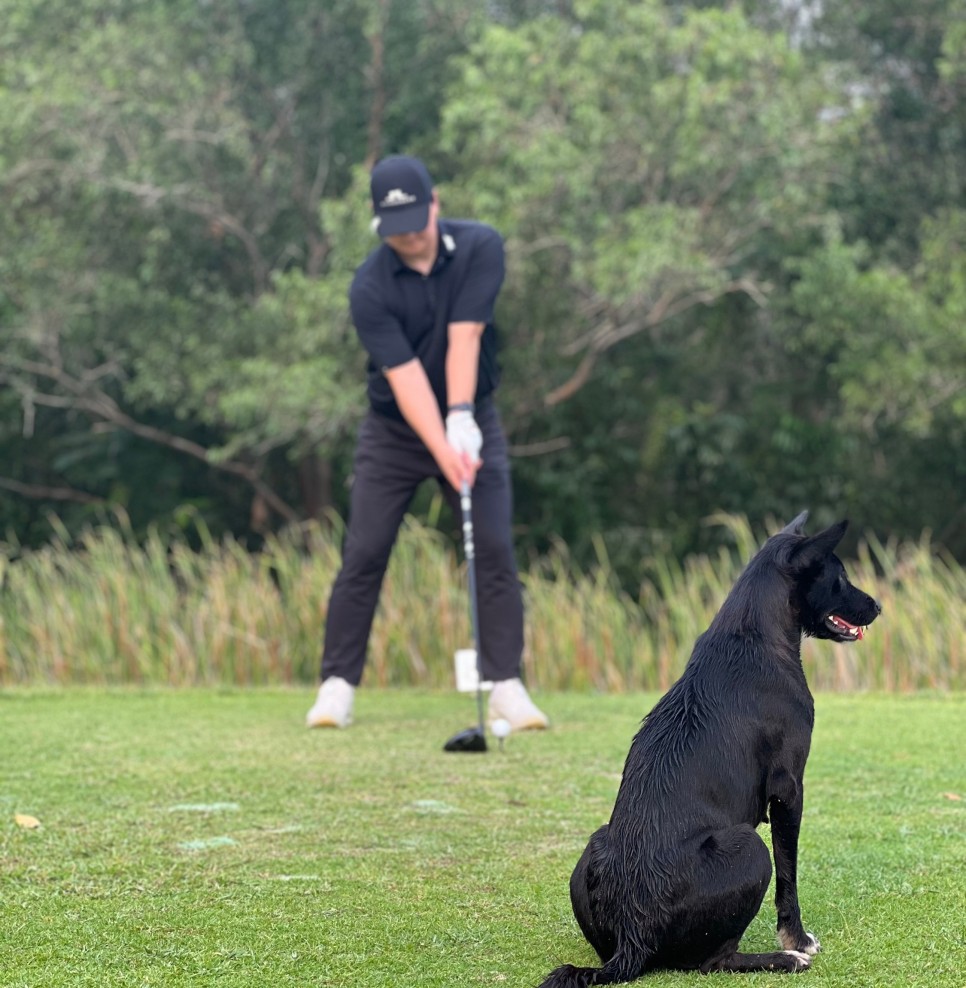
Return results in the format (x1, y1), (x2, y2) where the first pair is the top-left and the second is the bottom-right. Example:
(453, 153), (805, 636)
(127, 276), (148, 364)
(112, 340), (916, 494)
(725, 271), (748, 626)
(538, 513), (882, 987)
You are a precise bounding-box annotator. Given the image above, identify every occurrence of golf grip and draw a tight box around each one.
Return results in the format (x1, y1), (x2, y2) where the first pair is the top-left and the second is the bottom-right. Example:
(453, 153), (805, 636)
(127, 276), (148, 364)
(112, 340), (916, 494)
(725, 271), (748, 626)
(459, 480), (486, 732)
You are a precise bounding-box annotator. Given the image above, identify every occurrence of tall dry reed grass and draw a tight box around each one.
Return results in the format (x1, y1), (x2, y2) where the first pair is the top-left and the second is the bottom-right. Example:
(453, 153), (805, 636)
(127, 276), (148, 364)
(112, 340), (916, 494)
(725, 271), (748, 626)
(0, 513), (962, 691)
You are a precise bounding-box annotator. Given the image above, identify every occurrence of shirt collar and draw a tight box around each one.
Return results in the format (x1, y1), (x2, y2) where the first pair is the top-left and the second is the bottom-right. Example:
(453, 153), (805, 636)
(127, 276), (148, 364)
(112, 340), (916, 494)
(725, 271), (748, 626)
(387, 220), (456, 275)
(438, 220), (457, 257)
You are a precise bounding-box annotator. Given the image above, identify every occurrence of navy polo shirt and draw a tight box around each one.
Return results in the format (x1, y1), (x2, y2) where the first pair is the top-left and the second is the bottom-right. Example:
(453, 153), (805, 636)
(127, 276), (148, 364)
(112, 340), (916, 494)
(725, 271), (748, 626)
(348, 218), (504, 421)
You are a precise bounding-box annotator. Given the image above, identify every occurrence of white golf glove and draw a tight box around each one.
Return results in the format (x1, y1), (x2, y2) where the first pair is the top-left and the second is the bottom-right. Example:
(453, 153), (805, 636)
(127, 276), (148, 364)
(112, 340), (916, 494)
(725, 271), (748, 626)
(445, 409), (482, 461)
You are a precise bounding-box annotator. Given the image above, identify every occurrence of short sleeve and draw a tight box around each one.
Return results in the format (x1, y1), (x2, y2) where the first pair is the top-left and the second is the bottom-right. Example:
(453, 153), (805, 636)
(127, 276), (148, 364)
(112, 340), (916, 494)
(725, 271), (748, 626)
(449, 226), (505, 324)
(349, 274), (415, 371)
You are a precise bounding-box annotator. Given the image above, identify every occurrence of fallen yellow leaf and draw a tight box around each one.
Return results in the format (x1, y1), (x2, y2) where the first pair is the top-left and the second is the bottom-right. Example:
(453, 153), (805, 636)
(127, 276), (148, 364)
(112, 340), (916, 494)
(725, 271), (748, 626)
(941, 792), (962, 801)
(14, 813), (41, 829)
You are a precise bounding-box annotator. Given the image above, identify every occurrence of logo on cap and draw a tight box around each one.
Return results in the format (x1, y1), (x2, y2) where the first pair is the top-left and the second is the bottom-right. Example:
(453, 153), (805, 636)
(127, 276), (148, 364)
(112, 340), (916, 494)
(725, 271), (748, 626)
(380, 189), (418, 208)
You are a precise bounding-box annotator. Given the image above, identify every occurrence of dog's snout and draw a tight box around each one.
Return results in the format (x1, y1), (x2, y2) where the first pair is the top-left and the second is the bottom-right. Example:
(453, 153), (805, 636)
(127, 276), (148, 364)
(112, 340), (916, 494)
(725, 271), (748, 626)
(872, 597), (883, 616)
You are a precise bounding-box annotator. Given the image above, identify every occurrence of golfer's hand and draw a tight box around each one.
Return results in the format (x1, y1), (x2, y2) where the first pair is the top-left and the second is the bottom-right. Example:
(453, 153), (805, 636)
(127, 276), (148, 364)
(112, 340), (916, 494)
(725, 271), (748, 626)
(445, 410), (482, 463)
(444, 410), (482, 490)
(437, 443), (478, 491)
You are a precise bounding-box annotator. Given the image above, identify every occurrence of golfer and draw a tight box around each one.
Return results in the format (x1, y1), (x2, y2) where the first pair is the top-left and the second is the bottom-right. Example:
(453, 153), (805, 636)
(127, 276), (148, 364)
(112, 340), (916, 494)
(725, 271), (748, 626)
(306, 154), (549, 732)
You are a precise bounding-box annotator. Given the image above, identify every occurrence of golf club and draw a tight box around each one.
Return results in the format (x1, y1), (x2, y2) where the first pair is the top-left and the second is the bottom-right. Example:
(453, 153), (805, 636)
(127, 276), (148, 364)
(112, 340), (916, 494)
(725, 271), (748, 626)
(444, 479), (488, 753)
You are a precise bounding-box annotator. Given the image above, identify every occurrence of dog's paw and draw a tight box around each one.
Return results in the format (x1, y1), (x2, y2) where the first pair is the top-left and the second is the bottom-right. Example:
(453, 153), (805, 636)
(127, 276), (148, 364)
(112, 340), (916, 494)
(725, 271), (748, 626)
(778, 926), (821, 955)
(782, 950), (812, 972)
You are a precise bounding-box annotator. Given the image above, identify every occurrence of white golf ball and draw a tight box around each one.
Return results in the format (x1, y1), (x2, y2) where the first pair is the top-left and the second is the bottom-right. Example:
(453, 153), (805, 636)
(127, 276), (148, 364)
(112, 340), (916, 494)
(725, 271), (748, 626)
(491, 718), (512, 739)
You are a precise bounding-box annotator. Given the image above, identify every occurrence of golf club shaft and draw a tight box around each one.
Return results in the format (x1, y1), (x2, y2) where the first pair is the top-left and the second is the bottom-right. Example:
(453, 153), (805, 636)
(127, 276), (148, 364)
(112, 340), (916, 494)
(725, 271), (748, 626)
(459, 480), (485, 733)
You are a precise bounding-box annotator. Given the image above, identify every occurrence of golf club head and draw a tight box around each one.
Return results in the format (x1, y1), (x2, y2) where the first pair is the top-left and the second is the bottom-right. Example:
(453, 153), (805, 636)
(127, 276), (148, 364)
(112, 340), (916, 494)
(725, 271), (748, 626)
(443, 726), (488, 753)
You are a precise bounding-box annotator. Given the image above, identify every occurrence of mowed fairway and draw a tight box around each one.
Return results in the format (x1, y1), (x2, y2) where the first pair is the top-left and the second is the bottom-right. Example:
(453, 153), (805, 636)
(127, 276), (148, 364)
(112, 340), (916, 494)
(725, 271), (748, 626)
(2, 690), (964, 987)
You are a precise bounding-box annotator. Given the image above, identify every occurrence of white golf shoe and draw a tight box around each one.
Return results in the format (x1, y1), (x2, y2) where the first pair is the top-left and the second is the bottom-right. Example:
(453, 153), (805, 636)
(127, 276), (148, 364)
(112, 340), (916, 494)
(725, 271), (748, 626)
(488, 678), (549, 731)
(305, 677), (354, 729)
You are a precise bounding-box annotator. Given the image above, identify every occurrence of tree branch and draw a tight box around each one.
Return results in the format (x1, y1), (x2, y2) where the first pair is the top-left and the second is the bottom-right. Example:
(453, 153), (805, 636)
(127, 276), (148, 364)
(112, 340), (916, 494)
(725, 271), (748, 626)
(0, 357), (299, 524)
(91, 175), (270, 295)
(363, 0), (392, 168)
(507, 436), (572, 457)
(545, 277), (767, 406)
(0, 477), (106, 506)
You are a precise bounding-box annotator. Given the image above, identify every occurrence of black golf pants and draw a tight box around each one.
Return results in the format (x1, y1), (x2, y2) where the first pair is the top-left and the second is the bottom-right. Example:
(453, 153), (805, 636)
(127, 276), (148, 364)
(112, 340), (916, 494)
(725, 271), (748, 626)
(319, 402), (524, 686)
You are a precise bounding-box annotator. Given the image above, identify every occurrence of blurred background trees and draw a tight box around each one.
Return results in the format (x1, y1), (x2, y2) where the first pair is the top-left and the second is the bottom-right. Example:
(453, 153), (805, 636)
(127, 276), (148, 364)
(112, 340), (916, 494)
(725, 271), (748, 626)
(1, 0), (963, 585)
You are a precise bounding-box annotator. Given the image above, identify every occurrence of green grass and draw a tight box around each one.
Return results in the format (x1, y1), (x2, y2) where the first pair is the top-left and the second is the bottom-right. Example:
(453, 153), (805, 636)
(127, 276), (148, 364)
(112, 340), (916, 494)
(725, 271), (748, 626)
(2, 689), (964, 987)
(2, 514), (964, 691)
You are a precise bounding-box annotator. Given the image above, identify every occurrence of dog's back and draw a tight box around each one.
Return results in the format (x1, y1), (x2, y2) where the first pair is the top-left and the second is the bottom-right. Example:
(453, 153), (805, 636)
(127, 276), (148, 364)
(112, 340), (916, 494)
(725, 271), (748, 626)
(620, 531), (816, 836)
(538, 516), (881, 987)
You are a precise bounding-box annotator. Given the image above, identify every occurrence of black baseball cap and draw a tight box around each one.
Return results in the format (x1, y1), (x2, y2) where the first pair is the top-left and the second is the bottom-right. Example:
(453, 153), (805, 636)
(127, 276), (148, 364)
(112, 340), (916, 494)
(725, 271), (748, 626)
(370, 155), (434, 236)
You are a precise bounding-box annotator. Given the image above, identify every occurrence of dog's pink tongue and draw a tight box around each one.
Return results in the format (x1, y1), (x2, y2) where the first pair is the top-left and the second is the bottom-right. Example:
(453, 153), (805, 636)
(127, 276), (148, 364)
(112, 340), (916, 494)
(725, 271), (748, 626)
(831, 614), (864, 639)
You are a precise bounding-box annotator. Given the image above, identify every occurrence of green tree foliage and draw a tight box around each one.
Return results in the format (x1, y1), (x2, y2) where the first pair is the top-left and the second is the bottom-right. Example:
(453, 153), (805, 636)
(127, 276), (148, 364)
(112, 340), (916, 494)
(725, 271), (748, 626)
(804, 0), (966, 260)
(0, 0), (963, 574)
(436, 0), (964, 567)
(0, 0), (486, 533)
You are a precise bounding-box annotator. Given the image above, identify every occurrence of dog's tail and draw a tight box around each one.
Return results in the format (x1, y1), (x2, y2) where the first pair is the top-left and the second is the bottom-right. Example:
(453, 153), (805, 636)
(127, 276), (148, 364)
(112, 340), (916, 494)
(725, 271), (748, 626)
(537, 951), (643, 987)
(536, 965), (609, 987)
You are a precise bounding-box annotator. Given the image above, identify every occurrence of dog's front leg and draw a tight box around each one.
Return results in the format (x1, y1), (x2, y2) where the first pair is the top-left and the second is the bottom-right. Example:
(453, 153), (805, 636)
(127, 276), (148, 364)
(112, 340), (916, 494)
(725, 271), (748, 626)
(769, 793), (821, 956)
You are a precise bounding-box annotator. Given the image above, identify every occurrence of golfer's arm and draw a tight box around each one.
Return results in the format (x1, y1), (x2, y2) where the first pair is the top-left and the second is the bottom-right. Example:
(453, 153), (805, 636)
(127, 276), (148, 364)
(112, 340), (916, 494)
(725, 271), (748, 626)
(384, 359), (449, 459)
(445, 321), (483, 408)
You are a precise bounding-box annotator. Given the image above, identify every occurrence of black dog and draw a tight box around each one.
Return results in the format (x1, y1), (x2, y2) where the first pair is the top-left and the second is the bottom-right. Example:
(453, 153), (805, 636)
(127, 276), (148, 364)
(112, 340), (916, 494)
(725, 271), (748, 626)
(538, 513), (881, 987)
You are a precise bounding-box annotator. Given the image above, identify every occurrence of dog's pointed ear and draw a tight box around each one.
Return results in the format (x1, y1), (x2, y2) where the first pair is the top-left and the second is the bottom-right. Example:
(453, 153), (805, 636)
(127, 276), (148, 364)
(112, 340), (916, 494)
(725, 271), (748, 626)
(789, 519), (849, 569)
(780, 510), (809, 536)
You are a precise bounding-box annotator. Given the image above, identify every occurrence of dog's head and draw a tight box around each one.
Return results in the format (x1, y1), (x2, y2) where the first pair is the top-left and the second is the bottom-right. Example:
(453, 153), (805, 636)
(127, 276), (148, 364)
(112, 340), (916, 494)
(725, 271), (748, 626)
(781, 512), (882, 642)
